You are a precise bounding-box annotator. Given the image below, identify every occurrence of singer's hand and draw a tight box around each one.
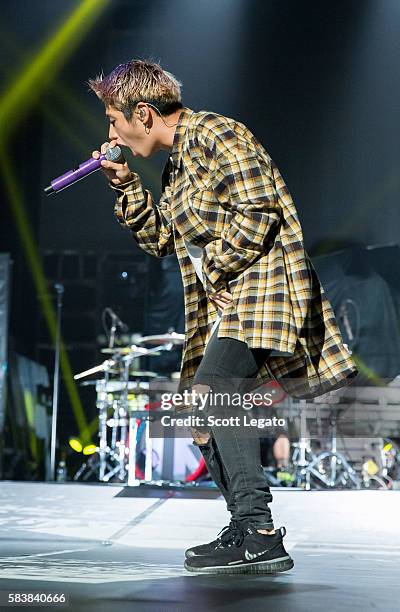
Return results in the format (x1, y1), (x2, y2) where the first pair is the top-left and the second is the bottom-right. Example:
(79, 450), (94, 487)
(92, 140), (133, 185)
(209, 291), (233, 310)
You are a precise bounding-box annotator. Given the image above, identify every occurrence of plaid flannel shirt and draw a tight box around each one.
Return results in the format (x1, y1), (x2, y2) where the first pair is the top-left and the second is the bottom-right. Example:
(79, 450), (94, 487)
(112, 107), (358, 398)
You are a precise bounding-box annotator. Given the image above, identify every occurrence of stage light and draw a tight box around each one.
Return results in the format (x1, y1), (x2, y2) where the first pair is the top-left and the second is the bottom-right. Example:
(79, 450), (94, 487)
(0, 148), (92, 445)
(363, 459), (379, 477)
(350, 353), (386, 386)
(0, 0), (111, 139)
(69, 437), (83, 453)
(82, 444), (97, 456)
(0, 0), (111, 447)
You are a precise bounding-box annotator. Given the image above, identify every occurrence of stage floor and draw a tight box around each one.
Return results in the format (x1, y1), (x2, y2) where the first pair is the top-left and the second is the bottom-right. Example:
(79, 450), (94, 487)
(0, 481), (398, 611)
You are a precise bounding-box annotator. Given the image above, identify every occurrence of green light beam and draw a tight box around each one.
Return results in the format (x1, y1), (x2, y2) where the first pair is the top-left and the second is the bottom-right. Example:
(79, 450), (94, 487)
(0, 145), (92, 442)
(0, 0), (111, 139)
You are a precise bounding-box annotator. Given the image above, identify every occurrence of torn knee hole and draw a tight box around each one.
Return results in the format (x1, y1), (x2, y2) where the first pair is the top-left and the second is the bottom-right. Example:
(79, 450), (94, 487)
(190, 384), (211, 444)
(192, 383), (211, 412)
(192, 383), (211, 395)
(190, 428), (211, 445)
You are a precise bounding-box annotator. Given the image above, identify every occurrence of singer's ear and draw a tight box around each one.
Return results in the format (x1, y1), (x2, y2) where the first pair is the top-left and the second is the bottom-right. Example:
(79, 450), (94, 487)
(134, 102), (149, 121)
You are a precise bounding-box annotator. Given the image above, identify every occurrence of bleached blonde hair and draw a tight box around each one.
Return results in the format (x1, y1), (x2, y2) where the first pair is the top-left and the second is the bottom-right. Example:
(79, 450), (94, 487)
(88, 58), (183, 120)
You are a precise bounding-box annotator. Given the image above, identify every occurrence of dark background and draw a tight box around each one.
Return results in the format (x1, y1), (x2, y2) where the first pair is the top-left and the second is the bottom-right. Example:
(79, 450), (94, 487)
(2, 0), (399, 256)
(1, 0), (399, 473)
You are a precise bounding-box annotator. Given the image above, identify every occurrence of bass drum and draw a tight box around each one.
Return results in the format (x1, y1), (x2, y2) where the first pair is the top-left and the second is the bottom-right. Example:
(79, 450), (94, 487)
(149, 436), (203, 482)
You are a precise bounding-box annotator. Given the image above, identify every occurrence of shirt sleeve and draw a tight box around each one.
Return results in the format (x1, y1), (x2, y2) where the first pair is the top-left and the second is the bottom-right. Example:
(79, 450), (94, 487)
(200, 127), (282, 293)
(111, 172), (175, 258)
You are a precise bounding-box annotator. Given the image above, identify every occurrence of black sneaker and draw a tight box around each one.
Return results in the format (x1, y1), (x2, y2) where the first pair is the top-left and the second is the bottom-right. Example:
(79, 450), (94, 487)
(184, 524), (294, 574)
(185, 520), (244, 558)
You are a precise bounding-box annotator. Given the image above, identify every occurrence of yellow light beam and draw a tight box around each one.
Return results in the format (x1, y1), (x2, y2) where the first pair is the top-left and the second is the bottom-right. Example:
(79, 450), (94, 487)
(0, 24), (163, 186)
(0, 145), (91, 442)
(0, 0), (110, 444)
(0, 0), (110, 139)
(350, 352), (386, 386)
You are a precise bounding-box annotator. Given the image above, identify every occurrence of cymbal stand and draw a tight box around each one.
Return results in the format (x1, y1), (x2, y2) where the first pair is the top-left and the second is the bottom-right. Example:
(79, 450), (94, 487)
(117, 356), (131, 481)
(73, 313), (120, 482)
(127, 409), (140, 486)
(295, 400), (312, 489)
(94, 312), (125, 481)
(110, 398), (120, 450)
(100, 356), (130, 482)
(98, 360), (115, 480)
(73, 360), (116, 482)
(294, 405), (362, 489)
(101, 343), (171, 483)
(127, 343), (173, 486)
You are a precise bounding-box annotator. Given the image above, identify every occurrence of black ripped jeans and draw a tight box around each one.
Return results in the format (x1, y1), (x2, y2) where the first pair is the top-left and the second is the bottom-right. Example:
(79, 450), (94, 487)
(192, 323), (274, 529)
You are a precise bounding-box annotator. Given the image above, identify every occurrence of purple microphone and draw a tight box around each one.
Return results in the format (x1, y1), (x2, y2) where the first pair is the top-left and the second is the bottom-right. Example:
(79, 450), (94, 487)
(44, 145), (125, 195)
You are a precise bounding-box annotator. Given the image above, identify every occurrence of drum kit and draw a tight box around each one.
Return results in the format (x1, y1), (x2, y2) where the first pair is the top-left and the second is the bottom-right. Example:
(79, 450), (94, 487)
(72, 314), (400, 491)
(286, 389), (400, 490)
(73, 330), (185, 485)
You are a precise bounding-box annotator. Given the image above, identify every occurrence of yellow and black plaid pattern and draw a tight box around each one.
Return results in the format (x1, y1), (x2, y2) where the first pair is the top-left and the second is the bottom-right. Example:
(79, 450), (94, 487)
(112, 107), (358, 398)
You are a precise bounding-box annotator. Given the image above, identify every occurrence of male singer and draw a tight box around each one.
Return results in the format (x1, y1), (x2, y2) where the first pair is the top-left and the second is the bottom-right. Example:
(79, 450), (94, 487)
(90, 59), (357, 574)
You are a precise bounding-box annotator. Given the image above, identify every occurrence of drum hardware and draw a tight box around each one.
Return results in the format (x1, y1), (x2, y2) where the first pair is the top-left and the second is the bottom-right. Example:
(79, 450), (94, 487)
(106, 417), (129, 427)
(359, 438), (397, 489)
(102, 307), (128, 350)
(121, 370), (158, 378)
(106, 368), (158, 382)
(137, 332), (185, 346)
(108, 369), (159, 380)
(287, 388), (400, 490)
(74, 309), (400, 490)
(381, 438), (400, 481)
(73, 311), (136, 482)
(73, 348), (160, 382)
(361, 457), (390, 489)
(74, 358), (117, 381)
(127, 385), (398, 489)
(288, 400), (361, 489)
(110, 398), (126, 451)
(79, 370), (158, 380)
(78, 379), (151, 393)
(101, 345), (161, 356)
(73, 330), (179, 484)
(100, 343), (172, 483)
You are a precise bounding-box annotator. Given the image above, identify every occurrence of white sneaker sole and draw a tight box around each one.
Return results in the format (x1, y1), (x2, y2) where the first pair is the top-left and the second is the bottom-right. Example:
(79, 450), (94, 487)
(184, 555), (294, 574)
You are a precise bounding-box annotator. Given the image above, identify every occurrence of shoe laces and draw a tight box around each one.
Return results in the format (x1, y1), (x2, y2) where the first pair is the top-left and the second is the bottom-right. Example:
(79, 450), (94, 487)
(218, 520), (246, 547)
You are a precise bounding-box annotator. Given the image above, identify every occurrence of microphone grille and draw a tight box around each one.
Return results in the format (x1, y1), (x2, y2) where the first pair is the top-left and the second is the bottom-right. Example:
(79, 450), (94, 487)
(106, 145), (125, 163)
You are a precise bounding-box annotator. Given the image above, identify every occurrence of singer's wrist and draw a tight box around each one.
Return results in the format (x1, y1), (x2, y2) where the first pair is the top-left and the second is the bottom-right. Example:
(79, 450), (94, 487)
(109, 172), (137, 191)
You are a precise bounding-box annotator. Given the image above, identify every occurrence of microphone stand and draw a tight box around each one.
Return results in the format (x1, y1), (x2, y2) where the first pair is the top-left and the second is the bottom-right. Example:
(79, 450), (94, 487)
(49, 283), (64, 481)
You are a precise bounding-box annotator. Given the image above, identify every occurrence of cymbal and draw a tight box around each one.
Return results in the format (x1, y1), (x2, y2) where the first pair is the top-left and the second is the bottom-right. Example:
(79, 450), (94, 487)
(123, 370), (158, 378)
(105, 369), (158, 379)
(79, 379), (106, 386)
(101, 345), (160, 356)
(137, 332), (185, 346)
(79, 379), (151, 391)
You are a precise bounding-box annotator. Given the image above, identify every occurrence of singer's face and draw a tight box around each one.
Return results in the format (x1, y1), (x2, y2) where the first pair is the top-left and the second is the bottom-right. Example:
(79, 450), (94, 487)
(106, 105), (154, 158)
